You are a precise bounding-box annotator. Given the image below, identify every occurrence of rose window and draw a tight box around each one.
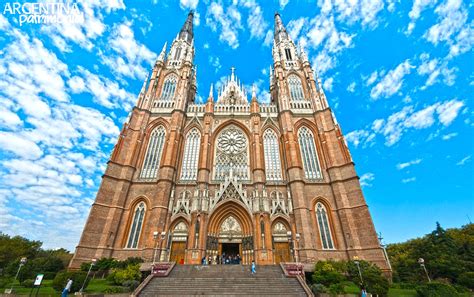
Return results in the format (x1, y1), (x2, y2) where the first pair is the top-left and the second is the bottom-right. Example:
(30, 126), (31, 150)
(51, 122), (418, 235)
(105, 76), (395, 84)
(214, 125), (249, 180)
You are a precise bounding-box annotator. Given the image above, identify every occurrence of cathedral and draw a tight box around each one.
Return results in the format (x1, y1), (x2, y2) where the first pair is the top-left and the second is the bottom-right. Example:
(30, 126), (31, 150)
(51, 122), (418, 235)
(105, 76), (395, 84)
(69, 12), (391, 274)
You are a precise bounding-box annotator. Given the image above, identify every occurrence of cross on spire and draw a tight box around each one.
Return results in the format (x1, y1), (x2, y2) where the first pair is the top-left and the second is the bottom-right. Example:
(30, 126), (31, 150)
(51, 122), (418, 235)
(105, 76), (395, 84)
(230, 66), (236, 81)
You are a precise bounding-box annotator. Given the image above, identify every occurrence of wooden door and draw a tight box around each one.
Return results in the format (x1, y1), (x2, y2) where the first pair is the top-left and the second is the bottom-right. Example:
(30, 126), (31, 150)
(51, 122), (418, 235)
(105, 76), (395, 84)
(274, 242), (291, 264)
(170, 241), (186, 264)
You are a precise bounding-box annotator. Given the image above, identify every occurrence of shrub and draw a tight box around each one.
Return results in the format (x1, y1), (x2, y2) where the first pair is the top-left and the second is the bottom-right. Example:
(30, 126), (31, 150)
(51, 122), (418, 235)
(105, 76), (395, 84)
(347, 260), (389, 297)
(457, 272), (474, 289)
(0, 277), (14, 288)
(328, 283), (345, 295)
(416, 282), (460, 297)
(107, 264), (141, 286)
(123, 280), (140, 291)
(312, 260), (345, 287)
(310, 283), (327, 295)
(21, 279), (35, 288)
(52, 271), (89, 293)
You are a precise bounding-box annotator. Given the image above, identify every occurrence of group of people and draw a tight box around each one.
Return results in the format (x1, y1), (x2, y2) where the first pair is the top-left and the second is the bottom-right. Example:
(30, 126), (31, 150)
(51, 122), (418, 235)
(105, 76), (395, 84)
(201, 253), (242, 265)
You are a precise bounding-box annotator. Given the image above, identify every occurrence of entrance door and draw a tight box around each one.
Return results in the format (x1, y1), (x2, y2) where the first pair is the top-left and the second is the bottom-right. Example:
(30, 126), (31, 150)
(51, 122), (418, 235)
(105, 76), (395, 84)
(221, 243), (240, 264)
(170, 241), (186, 264)
(274, 242), (291, 264)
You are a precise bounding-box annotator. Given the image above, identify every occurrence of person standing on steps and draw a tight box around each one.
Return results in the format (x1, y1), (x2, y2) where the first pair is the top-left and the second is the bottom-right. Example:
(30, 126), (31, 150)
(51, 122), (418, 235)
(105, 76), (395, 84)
(251, 260), (256, 275)
(361, 287), (367, 297)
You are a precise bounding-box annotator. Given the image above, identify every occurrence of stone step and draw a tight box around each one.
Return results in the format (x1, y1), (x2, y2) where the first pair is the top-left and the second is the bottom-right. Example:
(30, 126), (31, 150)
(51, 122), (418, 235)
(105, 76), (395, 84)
(138, 265), (308, 296)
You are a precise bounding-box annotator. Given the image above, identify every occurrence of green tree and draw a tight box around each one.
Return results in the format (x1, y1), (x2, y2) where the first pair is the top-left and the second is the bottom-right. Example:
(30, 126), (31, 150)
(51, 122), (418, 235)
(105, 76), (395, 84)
(0, 233), (42, 269)
(347, 260), (389, 297)
(311, 260), (345, 287)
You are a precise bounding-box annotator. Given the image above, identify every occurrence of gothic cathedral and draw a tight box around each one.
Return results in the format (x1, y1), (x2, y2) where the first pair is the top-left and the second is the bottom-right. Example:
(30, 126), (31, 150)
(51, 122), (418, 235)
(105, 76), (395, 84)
(69, 12), (391, 274)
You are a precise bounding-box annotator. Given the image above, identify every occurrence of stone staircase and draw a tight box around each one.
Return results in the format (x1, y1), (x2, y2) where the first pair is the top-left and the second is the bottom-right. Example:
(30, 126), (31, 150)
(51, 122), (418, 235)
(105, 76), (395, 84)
(137, 265), (309, 296)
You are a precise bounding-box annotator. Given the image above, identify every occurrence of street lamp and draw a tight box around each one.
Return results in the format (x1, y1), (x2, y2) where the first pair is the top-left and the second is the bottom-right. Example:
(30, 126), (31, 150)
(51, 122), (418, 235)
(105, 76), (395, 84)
(286, 231), (293, 261)
(353, 256), (363, 285)
(418, 258), (431, 283)
(295, 233), (301, 277)
(158, 231), (166, 262)
(8, 257), (27, 293)
(79, 258), (97, 294)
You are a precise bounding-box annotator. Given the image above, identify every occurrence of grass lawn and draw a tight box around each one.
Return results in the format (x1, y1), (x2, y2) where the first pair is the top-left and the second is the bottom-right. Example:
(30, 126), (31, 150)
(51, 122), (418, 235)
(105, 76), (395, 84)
(343, 283), (418, 297)
(1, 278), (126, 296)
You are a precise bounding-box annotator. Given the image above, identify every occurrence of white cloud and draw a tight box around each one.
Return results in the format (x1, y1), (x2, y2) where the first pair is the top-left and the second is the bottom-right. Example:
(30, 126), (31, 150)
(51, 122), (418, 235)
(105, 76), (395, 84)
(406, 0), (437, 34)
(359, 172), (375, 187)
(370, 60), (413, 100)
(318, 0), (385, 27)
(323, 77), (334, 92)
(242, 0), (268, 40)
(206, 2), (242, 49)
(456, 155), (471, 166)
(417, 53), (457, 89)
(346, 99), (465, 147)
(100, 21), (156, 80)
(402, 177), (416, 183)
(208, 55), (222, 73)
(68, 67), (135, 109)
(0, 132), (43, 159)
(365, 71), (379, 86)
(180, 0), (199, 10)
(279, 0), (289, 9)
(424, 0), (473, 57)
(347, 82), (356, 92)
(41, 1), (126, 51)
(441, 132), (457, 140)
(397, 159), (422, 170)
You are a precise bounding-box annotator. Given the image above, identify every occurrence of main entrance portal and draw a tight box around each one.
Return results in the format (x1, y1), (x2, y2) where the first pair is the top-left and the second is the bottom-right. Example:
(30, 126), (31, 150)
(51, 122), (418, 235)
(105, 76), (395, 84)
(221, 242), (240, 257)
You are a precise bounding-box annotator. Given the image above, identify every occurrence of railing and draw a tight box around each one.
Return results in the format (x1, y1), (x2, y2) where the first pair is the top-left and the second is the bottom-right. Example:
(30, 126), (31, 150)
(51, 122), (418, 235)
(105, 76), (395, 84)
(290, 100), (313, 113)
(214, 103), (250, 114)
(187, 104), (206, 113)
(259, 104), (278, 114)
(151, 100), (175, 113)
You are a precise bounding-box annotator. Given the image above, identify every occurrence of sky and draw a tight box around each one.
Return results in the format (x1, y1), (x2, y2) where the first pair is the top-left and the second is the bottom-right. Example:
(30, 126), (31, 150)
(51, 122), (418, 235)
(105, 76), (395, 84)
(0, 0), (472, 251)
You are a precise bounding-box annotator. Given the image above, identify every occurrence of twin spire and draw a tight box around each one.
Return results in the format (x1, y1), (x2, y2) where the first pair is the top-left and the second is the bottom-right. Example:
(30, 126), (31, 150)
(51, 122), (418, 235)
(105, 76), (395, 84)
(179, 11), (194, 43)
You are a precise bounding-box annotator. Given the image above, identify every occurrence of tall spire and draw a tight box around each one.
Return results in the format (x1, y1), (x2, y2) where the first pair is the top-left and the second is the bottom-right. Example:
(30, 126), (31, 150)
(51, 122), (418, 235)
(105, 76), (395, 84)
(157, 41), (167, 63)
(178, 11), (194, 43)
(274, 12), (289, 44)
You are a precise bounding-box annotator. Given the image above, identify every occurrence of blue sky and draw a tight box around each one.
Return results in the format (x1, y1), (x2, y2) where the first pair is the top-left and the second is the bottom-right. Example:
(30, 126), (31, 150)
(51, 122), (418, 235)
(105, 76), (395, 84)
(0, 0), (472, 251)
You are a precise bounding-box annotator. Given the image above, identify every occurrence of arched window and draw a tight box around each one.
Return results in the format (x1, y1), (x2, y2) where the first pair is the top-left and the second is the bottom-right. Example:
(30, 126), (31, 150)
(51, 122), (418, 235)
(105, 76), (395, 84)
(126, 202), (146, 248)
(263, 129), (282, 181)
(140, 126), (166, 179)
(160, 75), (177, 101)
(174, 47), (182, 60)
(316, 202), (334, 249)
(288, 75), (304, 101)
(181, 128), (201, 180)
(298, 127), (322, 179)
(213, 125), (249, 181)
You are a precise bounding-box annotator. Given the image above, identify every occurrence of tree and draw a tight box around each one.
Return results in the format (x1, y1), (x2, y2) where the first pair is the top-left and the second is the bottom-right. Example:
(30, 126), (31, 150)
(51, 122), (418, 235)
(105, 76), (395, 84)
(311, 260), (345, 287)
(0, 233), (42, 269)
(347, 260), (389, 297)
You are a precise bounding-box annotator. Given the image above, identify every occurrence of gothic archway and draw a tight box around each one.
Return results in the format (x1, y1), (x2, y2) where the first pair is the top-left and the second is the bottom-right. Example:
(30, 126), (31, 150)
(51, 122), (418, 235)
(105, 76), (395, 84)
(169, 221), (188, 264)
(272, 220), (292, 264)
(206, 201), (254, 264)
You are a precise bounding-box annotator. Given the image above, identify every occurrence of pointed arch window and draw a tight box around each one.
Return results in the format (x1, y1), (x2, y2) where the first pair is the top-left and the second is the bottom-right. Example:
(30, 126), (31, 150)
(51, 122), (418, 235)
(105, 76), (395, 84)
(316, 202), (334, 249)
(126, 202), (146, 249)
(140, 126), (166, 179)
(285, 48), (292, 60)
(181, 128), (201, 180)
(174, 47), (182, 60)
(263, 129), (282, 181)
(288, 75), (304, 101)
(298, 127), (322, 179)
(160, 75), (177, 101)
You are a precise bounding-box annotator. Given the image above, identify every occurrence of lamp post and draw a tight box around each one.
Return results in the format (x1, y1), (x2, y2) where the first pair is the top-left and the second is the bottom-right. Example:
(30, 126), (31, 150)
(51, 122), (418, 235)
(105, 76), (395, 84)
(9, 257), (27, 293)
(295, 233), (301, 277)
(418, 258), (431, 283)
(353, 256), (363, 286)
(153, 231), (159, 264)
(286, 231), (293, 261)
(158, 231), (166, 262)
(79, 258), (97, 294)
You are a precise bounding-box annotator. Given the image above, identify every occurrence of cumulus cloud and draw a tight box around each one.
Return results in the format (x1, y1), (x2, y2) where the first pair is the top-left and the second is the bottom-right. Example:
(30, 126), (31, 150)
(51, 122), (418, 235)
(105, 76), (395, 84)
(346, 99), (465, 147)
(206, 2), (242, 49)
(100, 21), (156, 80)
(359, 172), (375, 187)
(424, 0), (473, 57)
(370, 60), (413, 100)
(417, 53), (457, 89)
